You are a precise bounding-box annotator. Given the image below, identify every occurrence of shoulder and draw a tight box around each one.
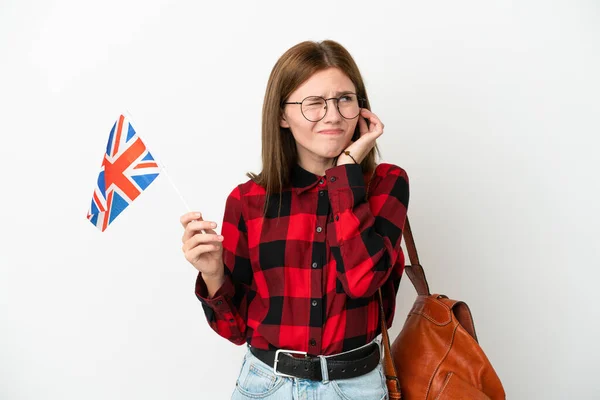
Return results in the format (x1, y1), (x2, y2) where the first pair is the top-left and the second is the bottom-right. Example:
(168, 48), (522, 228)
(225, 177), (266, 201)
(372, 162), (409, 182)
(370, 163), (409, 205)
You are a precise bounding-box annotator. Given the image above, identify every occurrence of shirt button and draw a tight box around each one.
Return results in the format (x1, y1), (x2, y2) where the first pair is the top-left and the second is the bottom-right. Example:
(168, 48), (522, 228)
(216, 300), (223, 306)
(309, 339), (317, 346)
(312, 262), (318, 269)
(319, 190), (325, 196)
(316, 226), (322, 233)
(311, 300), (318, 307)
(319, 179), (324, 185)
(330, 177), (336, 182)
(335, 215), (339, 221)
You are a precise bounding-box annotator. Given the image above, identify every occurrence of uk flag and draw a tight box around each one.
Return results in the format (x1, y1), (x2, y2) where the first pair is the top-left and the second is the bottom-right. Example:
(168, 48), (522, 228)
(87, 114), (160, 231)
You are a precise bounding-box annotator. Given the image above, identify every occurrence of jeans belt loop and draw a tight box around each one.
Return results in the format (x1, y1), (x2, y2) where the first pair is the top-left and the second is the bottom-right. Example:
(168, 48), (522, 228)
(375, 336), (383, 362)
(318, 355), (329, 384)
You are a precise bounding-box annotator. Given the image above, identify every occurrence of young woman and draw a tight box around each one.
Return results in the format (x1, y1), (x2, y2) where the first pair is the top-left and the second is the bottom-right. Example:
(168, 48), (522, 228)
(180, 40), (409, 400)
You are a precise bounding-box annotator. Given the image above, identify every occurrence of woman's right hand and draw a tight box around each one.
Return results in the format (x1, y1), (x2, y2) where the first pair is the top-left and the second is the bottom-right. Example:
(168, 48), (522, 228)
(180, 211), (225, 278)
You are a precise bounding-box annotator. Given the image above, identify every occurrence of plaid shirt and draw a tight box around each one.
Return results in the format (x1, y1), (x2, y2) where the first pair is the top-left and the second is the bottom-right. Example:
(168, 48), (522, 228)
(195, 162), (409, 356)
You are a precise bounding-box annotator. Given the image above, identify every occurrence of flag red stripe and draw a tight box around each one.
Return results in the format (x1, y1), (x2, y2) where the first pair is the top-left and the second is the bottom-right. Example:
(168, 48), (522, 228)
(102, 191), (113, 231)
(133, 162), (158, 169)
(114, 115), (125, 155)
(93, 191), (105, 212)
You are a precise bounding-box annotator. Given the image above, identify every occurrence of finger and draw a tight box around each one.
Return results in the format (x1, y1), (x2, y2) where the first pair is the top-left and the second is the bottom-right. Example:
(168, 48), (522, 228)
(182, 220), (218, 242)
(181, 212), (207, 242)
(180, 211), (203, 228)
(373, 117), (384, 132)
(360, 108), (371, 117)
(184, 243), (222, 261)
(358, 115), (369, 135)
(360, 109), (384, 134)
(360, 108), (382, 126)
(188, 219), (217, 234)
(184, 233), (224, 251)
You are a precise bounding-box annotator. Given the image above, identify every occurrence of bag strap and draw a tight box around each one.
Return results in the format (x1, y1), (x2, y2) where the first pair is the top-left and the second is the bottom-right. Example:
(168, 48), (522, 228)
(377, 218), (426, 399)
(400, 217), (430, 296)
(364, 167), (431, 398)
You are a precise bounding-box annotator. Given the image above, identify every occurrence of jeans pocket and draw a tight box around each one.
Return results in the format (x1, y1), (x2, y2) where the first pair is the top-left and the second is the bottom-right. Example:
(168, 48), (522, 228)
(331, 362), (387, 400)
(235, 352), (286, 399)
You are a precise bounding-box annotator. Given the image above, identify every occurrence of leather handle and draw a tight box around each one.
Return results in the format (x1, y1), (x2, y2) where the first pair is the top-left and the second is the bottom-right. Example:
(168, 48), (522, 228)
(376, 215), (430, 399)
(366, 169), (430, 397)
(401, 217), (430, 296)
(403, 217), (420, 266)
(378, 288), (402, 399)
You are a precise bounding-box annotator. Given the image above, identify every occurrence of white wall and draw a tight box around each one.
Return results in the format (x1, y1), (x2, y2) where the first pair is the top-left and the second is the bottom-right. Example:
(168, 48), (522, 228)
(1, 0), (598, 399)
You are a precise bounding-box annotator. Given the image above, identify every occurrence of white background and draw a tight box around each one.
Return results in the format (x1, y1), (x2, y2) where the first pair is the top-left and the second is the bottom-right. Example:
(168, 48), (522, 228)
(1, 0), (599, 399)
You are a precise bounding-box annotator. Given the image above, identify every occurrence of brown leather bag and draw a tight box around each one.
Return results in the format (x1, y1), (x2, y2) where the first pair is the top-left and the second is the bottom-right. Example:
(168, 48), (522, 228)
(377, 217), (506, 399)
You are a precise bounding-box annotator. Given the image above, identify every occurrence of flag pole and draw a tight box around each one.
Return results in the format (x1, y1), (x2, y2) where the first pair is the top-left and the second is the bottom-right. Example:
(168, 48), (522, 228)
(157, 161), (191, 211)
(123, 110), (205, 232)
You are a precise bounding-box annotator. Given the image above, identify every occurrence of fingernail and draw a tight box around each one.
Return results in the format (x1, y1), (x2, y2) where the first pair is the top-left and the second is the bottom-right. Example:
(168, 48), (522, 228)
(195, 212), (201, 217)
(218, 235), (224, 240)
(211, 222), (217, 228)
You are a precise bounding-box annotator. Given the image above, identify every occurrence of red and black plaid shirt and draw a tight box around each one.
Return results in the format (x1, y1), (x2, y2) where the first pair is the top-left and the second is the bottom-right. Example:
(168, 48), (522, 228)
(195, 162), (409, 356)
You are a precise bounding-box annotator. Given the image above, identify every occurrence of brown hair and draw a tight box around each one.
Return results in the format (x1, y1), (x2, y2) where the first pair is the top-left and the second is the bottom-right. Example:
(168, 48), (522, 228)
(246, 40), (380, 216)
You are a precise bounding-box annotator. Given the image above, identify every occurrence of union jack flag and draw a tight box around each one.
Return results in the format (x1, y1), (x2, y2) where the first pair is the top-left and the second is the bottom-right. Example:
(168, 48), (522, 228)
(87, 114), (160, 231)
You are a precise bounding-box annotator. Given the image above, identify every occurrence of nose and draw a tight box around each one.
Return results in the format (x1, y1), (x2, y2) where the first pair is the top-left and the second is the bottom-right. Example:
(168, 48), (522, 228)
(322, 99), (342, 123)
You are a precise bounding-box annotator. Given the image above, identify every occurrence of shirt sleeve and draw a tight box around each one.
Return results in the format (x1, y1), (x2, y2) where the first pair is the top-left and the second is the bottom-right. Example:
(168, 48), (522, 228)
(326, 163), (409, 299)
(195, 185), (252, 345)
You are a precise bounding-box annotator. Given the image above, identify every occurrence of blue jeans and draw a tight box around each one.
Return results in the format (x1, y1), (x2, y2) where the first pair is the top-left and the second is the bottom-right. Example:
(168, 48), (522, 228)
(230, 342), (388, 400)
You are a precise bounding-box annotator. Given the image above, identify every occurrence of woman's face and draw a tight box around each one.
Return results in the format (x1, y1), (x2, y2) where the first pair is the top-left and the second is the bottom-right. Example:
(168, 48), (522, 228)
(281, 67), (359, 163)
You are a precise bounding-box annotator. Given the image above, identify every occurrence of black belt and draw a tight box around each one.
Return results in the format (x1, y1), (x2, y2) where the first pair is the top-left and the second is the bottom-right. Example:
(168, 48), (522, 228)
(249, 342), (380, 381)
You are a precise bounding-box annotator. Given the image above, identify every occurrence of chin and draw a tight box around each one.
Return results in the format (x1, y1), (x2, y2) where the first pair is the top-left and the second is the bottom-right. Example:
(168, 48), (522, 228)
(315, 147), (345, 159)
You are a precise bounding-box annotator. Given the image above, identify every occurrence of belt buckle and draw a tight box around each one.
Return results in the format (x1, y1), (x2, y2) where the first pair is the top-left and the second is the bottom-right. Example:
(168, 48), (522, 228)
(273, 349), (308, 378)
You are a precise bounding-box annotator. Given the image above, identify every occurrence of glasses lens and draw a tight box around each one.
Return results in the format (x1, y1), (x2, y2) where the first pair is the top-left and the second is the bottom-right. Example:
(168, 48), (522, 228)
(338, 94), (361, 119)
(301, 97), (327, 121)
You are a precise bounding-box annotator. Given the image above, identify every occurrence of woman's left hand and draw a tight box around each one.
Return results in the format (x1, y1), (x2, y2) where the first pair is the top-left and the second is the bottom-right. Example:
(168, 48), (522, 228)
(337, 108), (384, 166)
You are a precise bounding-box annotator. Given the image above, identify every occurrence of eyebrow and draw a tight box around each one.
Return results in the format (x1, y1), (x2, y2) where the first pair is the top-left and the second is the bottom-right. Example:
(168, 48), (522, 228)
(288, 90), (356, 103)
(317, 90), (354, 98)
(332, 90), (354, 96)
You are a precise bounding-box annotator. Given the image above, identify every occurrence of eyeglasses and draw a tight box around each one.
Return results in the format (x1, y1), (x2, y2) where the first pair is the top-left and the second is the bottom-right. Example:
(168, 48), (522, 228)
(283, 93), (365, 122)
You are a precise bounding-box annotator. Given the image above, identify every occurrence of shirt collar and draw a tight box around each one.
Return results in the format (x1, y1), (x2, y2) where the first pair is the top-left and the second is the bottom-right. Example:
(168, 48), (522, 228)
(291, 163), (324, 194)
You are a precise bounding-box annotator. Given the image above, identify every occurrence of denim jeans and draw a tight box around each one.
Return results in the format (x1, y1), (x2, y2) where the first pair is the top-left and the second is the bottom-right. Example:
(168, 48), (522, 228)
(230, 342), (388, 400)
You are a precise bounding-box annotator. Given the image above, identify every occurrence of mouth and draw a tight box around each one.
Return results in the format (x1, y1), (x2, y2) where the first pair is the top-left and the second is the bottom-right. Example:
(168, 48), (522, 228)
(317, 129), (344, 135)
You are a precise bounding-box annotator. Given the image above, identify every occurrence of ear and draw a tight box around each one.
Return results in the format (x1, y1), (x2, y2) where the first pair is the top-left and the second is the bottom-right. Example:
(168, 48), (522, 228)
(280, 114), (290, 129)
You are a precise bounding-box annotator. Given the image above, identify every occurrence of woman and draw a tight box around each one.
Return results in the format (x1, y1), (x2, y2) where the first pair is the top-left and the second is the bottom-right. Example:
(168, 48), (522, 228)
(180, 40), (409, 400)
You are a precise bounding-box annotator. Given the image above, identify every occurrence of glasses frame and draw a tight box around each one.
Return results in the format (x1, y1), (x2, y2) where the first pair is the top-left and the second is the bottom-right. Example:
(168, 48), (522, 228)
(282, 93), (366, 122)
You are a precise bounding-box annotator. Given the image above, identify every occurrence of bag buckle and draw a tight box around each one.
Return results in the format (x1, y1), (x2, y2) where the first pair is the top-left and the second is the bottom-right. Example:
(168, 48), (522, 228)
(273, 349), (308, 378)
